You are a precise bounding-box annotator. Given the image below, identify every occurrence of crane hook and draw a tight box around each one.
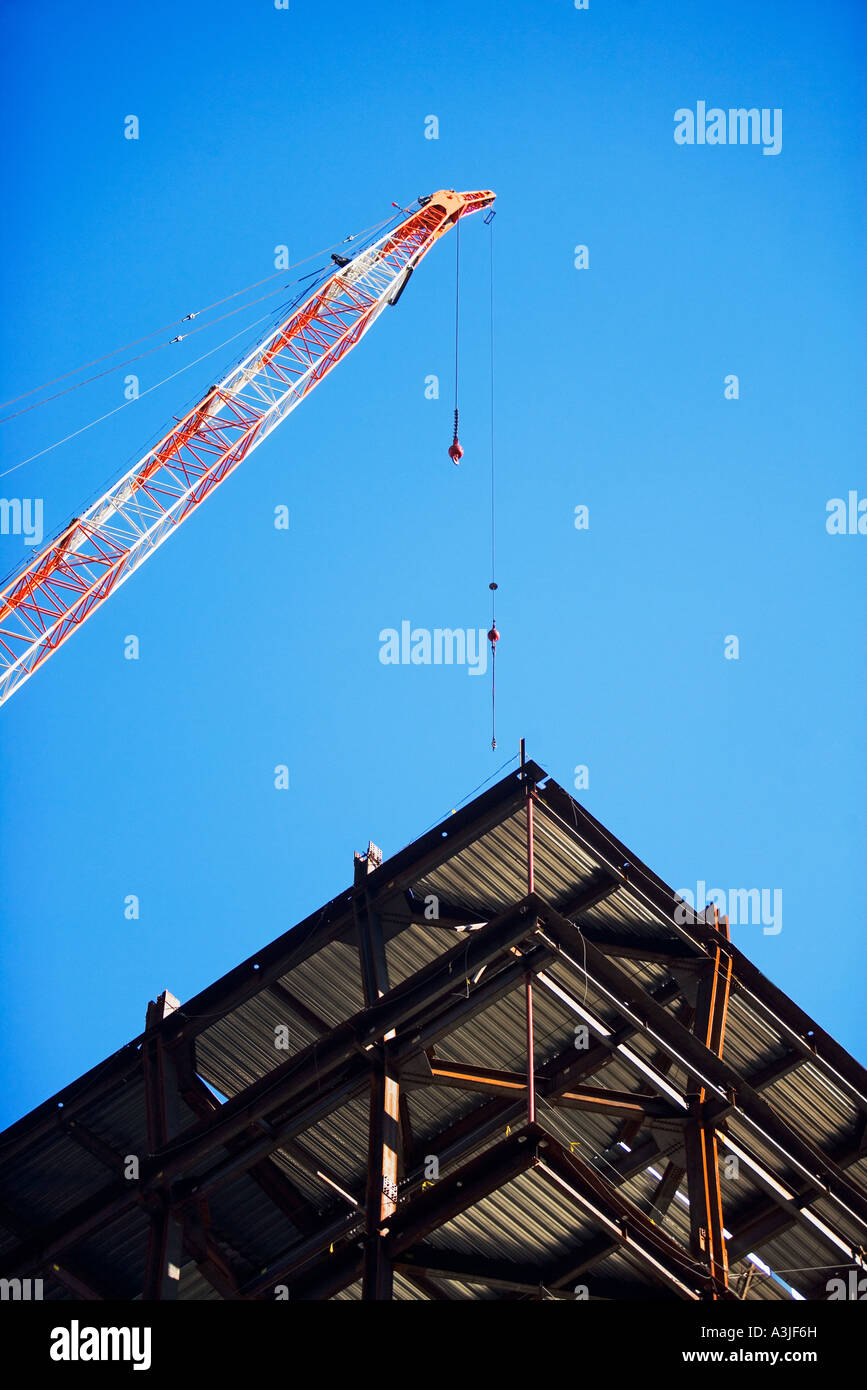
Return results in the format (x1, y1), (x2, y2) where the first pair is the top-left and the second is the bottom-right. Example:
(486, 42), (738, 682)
(449, 408), (463, 465)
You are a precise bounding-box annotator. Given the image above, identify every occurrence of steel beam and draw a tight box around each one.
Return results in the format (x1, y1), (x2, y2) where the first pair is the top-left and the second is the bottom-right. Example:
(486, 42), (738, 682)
(362, 1054), (397, 1300)
(684, 949), (732, 1293)
(357, 884), (399, 1301)
(405, 1061), (683, 1120)
(142, 994), (183, 1301)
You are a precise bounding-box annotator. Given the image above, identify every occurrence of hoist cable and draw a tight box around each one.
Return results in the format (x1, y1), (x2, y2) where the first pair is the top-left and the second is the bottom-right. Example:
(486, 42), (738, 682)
(490, 215), (497, 607)
(488, 212), (499, 751)
(454, 217), (461, 423)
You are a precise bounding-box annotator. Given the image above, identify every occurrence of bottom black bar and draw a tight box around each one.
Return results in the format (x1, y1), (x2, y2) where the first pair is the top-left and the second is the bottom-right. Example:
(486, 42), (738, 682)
(3, 1293), (862, 1378)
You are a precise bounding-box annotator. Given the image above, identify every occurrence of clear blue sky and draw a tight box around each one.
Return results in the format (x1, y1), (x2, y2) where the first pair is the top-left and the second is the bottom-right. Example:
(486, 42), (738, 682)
(1, 0), (864, 1126)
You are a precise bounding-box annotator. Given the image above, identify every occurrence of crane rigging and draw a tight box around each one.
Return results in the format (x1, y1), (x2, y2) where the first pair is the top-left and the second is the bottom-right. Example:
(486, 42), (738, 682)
(0, 188), (495, 708)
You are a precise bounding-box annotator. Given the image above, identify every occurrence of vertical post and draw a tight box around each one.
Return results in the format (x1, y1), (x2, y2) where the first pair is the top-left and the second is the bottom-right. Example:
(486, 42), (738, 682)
(696, 948), (732, 1072)
(355, 844), (398, 1301)
(142, 992), (183, 1300)
(702, 1124), (728, 1288)
(363, 1052), (397, 1300)
(684, 1095), (710, 1275)
(684, 1098), (729, 1294)
(711, 904), (731, 944)
(525, 771), (536, 1124)
(525, 974), (536, 1125)
(143, 1194), (183, 1302)
(685, 948), (733, 1296)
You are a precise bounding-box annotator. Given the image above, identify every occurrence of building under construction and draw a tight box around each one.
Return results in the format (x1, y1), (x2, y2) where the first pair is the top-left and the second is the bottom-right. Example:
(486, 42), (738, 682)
(1, 760), (865, 1301)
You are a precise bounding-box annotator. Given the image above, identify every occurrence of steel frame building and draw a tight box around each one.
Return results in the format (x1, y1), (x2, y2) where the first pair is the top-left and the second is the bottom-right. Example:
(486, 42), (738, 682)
(2, 760), (865, 1301)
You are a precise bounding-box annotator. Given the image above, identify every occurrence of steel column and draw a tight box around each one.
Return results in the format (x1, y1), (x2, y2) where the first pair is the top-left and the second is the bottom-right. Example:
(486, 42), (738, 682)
(686, 946), (733, 1295)
(142, 993), (183, 1301)
(356, 866), (399, 1301)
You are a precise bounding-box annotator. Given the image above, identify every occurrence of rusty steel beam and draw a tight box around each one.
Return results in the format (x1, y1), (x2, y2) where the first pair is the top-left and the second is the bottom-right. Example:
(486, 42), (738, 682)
(685, 948), (732, 1294)
(684, 1098), (728, 1295)
(546, 1232), (623, 1289)
(62, 1118), (128, 1178)
(573, 929), (704, 968)
(397, 1244), (550, 1296)
(406, 1060), (683, 1121)
(362, 1055), (397, 1300)
(747, 1049), (804, 1090)
(400, 1270), (452, 1299)
(142, 994), (183, 1301)
(647, 1160), (687, 1224)
(268, 981), (331, 1038)
(526, 975), (536, 1125)
(240, 1208), (364, 1299)
(536, 1133), (732, 1301)
(357, 881), (399, 1302)
(182, 1200), (242, 1300)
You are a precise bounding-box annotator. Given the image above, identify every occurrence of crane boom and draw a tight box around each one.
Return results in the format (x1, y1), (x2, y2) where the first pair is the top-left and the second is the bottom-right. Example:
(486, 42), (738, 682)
(0, 188), (495, 707)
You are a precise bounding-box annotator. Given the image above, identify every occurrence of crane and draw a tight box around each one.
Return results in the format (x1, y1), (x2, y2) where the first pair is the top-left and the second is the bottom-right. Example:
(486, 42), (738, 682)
(0, 188), (495, 707)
